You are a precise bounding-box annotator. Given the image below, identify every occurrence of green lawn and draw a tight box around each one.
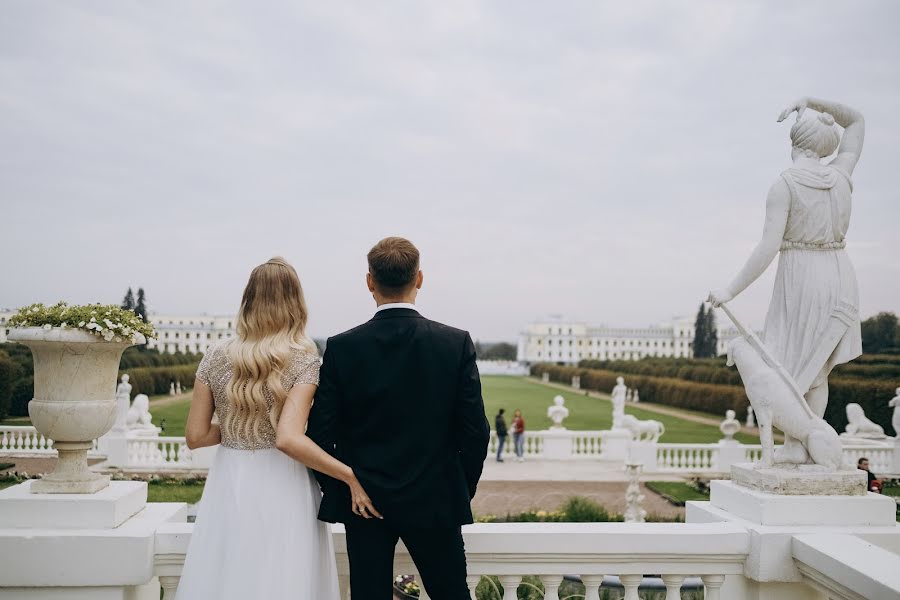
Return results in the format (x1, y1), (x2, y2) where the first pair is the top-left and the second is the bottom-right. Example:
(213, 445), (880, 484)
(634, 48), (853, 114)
(645, 481), (710, 506)
(2, 377), (755, 444)
(147, 480), (205, 503)
(482, 376), (758, 444)
(151, 400), (192, 437)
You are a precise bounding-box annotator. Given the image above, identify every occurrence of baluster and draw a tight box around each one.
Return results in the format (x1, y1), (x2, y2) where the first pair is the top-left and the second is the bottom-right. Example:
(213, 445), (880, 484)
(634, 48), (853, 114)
(159, 575), (180, 599)
(661, 574), (685, 600)
(581, 574), (604, 600)
(620, 574), (642, 600)
(338, 575), (350, 600)
(465, 575), (480, 600)
(498, 575), (521, 600)
(701, 574), (725, 600)
(540, 575), (562, 600)
(0, 430), (6, 450)
(12, 431), (21, 451)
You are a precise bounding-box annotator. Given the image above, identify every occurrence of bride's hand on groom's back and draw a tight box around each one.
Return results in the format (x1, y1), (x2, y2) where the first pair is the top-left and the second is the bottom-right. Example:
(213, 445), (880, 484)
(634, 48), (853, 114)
(347, 474), (382, 519)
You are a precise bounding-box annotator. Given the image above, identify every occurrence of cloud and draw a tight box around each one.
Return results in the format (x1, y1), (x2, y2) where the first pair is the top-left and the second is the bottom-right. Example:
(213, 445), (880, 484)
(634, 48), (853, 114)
(1, 1), (898, 340)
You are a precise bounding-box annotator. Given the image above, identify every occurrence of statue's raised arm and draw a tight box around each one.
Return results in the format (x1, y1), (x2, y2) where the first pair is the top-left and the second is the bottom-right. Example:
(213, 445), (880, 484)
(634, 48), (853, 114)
(778, 96), (865, 176)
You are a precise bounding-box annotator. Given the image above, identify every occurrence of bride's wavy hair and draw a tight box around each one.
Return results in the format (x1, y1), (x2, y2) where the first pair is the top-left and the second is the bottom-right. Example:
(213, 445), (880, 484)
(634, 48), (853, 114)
(225, 257), (316, 444)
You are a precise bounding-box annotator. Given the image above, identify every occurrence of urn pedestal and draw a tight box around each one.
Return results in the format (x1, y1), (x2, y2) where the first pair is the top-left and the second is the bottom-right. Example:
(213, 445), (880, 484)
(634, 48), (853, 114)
(8, 327), (143, 494)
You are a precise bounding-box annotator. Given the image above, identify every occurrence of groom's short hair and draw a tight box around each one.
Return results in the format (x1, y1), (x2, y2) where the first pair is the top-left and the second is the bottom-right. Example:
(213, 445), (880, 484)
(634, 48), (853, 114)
(368, 237), (420, 294)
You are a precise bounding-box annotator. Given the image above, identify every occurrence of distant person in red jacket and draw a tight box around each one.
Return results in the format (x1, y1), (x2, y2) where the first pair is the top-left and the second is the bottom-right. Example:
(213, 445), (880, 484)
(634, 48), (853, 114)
(859, 457), (882, 493)
(511, 409), (526, 462)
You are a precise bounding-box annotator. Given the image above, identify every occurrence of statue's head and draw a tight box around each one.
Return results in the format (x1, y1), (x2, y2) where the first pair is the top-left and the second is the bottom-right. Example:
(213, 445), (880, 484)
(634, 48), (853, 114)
(790, 112), (840, 160)
(846, 403), (863, 421)
(134, 394), (150, 412)
(616, 376), (624, 385)
(121, 374), (129, 383)
(726, 409), (735, 420)
(554, 395), (564, 406)
(896, 387), (900, 396)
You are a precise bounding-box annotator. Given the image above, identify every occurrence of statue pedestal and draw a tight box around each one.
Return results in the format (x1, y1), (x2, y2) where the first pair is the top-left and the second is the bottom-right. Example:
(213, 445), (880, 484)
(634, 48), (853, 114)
(0, 481), (186, 598)
(731, 462), (866, 496)
(688, 475), (899, 597)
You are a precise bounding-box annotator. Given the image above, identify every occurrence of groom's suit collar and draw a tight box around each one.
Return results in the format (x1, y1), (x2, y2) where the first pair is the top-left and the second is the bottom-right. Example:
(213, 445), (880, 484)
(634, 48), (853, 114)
(371, 306), (423, 321)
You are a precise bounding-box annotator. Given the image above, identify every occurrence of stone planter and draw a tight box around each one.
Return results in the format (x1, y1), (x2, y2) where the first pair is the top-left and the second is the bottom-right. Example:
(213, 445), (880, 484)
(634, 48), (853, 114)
(8, 327), (144, 493)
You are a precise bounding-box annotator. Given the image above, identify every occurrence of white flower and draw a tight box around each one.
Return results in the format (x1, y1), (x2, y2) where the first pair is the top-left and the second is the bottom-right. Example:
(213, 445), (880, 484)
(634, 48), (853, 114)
(42, 324), (51, 330)
(90, 317), (96, 322)
(114, 336), (122, 343)
(103, 330), (115, 341)
(78, 321), (85, 327)
(60, 322), (67, 328)
(103, 319), (114, 329)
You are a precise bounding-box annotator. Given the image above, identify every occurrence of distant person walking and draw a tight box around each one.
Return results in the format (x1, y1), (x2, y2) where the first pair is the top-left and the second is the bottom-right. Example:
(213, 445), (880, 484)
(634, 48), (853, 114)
(511, 409), (526, 462)
(494, 409), (508, 462)
(858, 457), (882, 493)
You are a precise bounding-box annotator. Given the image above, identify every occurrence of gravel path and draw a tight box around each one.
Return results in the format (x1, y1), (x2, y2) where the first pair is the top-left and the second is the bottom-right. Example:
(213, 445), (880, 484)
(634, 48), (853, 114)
(472, 480), (684, 520)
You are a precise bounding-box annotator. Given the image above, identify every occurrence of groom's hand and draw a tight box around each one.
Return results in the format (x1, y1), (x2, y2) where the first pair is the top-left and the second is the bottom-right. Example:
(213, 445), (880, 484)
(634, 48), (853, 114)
(348, 474), (383, 519)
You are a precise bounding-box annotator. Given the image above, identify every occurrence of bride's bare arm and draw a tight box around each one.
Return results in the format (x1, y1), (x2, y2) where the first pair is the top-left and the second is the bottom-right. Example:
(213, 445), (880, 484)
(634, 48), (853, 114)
(709, 179), (790, 307)
(185, 381), (221, 449)
(276, 384), (382, 519)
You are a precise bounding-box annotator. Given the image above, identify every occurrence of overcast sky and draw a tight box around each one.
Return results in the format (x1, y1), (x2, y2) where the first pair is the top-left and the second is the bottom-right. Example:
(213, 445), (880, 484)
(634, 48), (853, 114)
(2, 2), (898, 342)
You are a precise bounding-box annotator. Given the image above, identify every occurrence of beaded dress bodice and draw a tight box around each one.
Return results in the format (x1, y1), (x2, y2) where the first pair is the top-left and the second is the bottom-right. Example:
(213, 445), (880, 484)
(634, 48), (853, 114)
(196, 341), (321, 450)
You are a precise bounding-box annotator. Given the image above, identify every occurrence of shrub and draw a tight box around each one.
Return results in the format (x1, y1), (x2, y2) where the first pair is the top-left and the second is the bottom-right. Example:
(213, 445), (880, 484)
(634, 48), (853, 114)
(9, 376), (33, 417)
(0, 355), (19, 420)
(532, 364), (751, 420)
(121, 364), (200, 396)
(560, 496), (612, 522)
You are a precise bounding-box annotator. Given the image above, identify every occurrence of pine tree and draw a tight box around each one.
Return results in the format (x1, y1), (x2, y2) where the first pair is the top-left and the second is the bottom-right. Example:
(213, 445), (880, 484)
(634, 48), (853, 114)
(692, 303), (707, 358)
(135, 288), (147, 322)
(121, 288), (135, 311)
(705, 306), (719, 357)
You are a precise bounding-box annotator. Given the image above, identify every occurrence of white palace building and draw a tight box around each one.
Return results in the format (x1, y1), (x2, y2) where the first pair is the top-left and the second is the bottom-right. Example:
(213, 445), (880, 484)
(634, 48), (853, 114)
(517, 316), (743, 364)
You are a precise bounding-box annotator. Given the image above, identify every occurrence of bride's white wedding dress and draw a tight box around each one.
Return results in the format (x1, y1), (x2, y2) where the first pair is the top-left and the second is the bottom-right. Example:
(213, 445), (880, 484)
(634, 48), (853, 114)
(175, 342), (340, 600)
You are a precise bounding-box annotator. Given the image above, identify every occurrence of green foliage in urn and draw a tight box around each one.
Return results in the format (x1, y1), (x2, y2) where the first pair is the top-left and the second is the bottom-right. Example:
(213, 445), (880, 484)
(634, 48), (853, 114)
(8, 302), (155, 342)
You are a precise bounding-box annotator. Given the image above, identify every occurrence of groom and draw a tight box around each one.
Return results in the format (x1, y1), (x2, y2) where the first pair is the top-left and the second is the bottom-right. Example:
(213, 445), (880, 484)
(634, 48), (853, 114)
(307, 236), (490, 599)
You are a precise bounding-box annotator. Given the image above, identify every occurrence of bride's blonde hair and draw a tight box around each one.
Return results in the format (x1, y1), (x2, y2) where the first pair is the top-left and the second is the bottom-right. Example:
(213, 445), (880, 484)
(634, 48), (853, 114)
(225, 257), (316, 444)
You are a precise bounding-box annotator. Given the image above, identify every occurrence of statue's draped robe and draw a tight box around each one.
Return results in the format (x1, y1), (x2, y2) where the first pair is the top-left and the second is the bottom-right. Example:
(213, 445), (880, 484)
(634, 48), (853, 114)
(762, 164), (862, 398)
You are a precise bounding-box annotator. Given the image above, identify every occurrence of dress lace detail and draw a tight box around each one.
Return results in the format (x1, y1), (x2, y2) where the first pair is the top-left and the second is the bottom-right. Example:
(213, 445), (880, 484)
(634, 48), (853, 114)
(195, 341), (321, 450)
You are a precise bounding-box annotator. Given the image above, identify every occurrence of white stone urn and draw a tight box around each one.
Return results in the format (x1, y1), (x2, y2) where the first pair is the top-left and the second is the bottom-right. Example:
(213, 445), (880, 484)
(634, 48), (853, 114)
(8, 327), (144, 493)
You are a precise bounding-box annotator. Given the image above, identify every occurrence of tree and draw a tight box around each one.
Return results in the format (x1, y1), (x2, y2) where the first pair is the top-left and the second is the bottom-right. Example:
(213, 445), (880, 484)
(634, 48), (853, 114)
(121, 287), (135, 311)
(861, 312), (899, 354)
(481, 342), (517, 360)
(135, 288), (147, 322)
(692, 303), (708, 358)
(705, 307), (719, 357)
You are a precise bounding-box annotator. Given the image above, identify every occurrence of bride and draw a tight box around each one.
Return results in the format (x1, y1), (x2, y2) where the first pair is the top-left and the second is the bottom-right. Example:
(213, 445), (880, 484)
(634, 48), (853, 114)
(175, 257), (380, 599)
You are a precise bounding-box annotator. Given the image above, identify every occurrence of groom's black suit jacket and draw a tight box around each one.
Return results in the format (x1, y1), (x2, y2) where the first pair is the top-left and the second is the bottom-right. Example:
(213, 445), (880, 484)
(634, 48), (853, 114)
(307, 307), (490, 526)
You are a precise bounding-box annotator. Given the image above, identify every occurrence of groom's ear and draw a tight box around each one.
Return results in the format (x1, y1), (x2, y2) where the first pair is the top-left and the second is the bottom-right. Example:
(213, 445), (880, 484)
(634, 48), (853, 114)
(366, 272), (377, 293)
(415, 270), (424, 290)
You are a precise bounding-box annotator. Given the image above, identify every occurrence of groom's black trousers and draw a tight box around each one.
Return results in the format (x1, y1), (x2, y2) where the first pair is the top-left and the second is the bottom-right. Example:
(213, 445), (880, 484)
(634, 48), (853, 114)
(345, 517), (470, 600)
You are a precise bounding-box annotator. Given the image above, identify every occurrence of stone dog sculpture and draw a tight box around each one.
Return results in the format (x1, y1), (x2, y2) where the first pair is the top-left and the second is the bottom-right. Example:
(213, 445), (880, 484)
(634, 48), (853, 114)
(726, 328), (843, 470)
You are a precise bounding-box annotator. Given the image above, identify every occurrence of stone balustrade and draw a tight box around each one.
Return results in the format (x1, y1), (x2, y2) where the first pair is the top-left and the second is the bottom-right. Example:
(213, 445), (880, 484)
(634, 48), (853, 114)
(155, 521), (750, 599)
(4, 425), (898, 477)
(0, 426), (100, 457)
(152, 520), (900, 599)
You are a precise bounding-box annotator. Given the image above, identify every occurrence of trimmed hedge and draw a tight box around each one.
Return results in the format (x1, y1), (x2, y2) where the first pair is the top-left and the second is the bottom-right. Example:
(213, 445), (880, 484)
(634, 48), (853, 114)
(532, 364), (750, 420)
(533, 363), (900, 435)
(121, 364), (200, 397)
(0, 355), (19, 420)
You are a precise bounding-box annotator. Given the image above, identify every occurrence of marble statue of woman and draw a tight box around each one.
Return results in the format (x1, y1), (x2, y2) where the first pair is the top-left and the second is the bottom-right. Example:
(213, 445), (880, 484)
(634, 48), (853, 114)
(710, 97), (865, 465)
(611, 377), (627, 429)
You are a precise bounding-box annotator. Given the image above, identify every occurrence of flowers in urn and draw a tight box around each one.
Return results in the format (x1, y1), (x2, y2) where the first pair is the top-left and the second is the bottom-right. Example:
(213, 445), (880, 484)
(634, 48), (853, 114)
(393, 574), (420, 599)
(8, 301), (155, 343)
